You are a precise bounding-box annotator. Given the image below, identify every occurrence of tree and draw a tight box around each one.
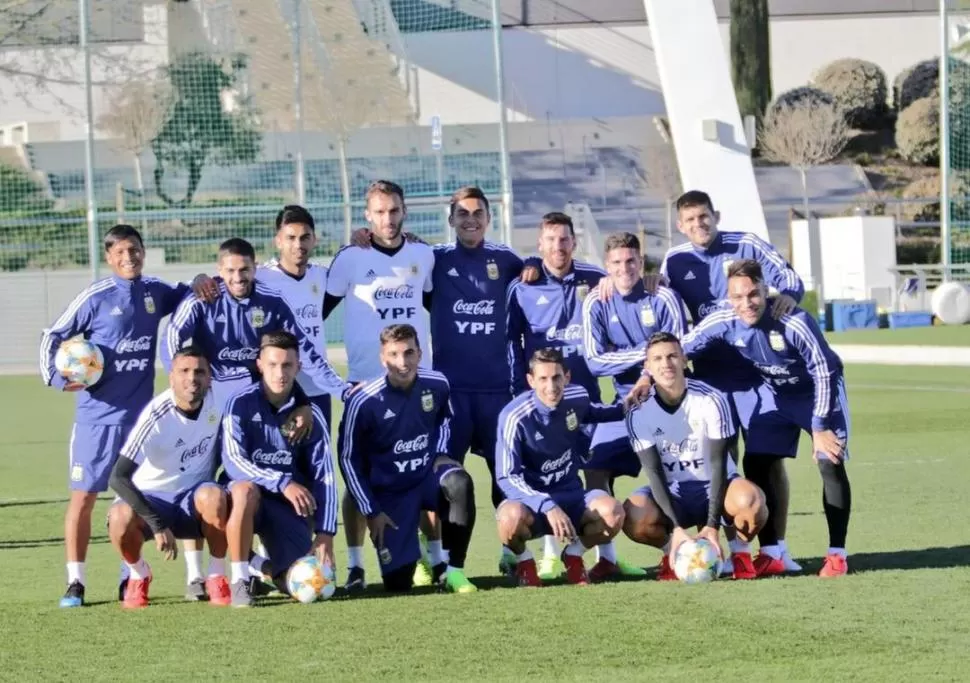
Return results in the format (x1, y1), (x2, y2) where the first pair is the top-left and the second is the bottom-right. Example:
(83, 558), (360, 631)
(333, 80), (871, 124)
(150, 53), (261, 207)
(636, 122), (682, 250)
(0, 162), (49, 212)
(730, 0), (772, 121)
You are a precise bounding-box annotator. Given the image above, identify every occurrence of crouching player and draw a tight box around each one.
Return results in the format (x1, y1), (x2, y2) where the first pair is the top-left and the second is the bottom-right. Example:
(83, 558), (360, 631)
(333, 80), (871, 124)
(496, 348), (627, 587)
(222, 331), (337, 607)
(107, 347), (230, 608)
(623, 333), (766, 580)
(339, 324), (477, 594)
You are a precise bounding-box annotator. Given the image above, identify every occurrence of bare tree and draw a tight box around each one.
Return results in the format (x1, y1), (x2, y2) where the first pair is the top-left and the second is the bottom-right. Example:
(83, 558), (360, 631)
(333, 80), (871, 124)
(758, 101), (849, 218)
(638, 144), (682, 250)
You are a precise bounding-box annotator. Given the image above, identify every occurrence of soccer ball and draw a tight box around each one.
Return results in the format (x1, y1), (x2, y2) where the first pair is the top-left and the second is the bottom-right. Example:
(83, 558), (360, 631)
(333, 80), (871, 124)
(285, 555), (336, 604)
(672, 538), (723, 584)
(55, 339), (104, 387)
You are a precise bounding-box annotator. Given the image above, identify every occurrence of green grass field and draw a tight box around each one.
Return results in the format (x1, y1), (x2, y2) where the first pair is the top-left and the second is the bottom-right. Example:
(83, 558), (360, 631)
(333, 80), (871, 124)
(826, 324), (970, 347)
(2, 365), (969, 681)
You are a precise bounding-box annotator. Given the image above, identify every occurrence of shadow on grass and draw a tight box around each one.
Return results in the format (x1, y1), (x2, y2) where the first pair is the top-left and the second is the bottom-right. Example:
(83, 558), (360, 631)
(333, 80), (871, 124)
(0, 495), (113, 509)
(794, 545), (970, 575)
(0, 534), (110, 550)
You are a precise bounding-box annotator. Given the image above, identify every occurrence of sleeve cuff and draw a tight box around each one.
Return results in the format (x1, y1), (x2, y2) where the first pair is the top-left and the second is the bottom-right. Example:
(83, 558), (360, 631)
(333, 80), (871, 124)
(537, 497), (556, 514)
(49, 373), (68, 389)
(811, 416), (827, 432)
(276, 474), (292, 494)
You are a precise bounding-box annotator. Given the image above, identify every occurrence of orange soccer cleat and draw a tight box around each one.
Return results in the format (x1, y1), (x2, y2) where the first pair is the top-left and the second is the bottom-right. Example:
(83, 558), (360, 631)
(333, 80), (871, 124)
(561, 553), (589, 586)
(122, 576), (152, 609)
(753, 553), (786, 578)
(818, 553), (848, 578)
(515, 558), (543, 587)
(206, 575), (232, 606)
(731, 552), (757, 580)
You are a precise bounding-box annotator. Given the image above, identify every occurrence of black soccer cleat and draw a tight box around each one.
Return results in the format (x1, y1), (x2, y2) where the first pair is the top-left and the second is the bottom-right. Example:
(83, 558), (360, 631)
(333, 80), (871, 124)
(345, 566), (366, 594)
(431, 562), (448, 585)
(118, 578), (129, 602)
(59, 581), (85, 608)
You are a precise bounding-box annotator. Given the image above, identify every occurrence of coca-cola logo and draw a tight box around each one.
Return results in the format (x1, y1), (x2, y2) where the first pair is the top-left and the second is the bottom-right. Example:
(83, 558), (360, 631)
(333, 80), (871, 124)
(294, 303), (319, 319)
(374, 284), (414, 300)
(115, 335), (152, 354)
(452, 299), (495, 316)
(217, 347), (258, 362)
(252, 449), (293, 466)
(545, 324), (583, 343)
(179, 436), (213, 464)
(392, 433), (430, 455)
(698, 301), (728, 319)
(540, 450), (572, 473)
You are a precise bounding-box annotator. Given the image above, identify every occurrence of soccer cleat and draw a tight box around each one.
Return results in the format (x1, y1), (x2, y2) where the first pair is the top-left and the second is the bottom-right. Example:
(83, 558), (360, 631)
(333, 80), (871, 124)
(753, 553), (786, 577)
(537, 555), (563, 581)
(731, 552), (757, 580)
(515, 559), (543, 587)
(345, 566), (366, 594)
(615, 558), (647, 577)
(59, 581), (85, 608)
(206, 576), (232, 606)
(588, 559), (620, 582)
(118, 578), (128, 602)
(719, 556), (735, 577)
(818, 553), (848, 578)
(783, 552), (803, 572)
(122, 576), (152, 609)
(230, 579), (253, 608)
(498, 552), (518, 577)
(561, 553), (589, 586)
(441, 569), (478, 594)
(184, 578), (207, 602)
(656, 555), (677, 581)
(412, 557), (434, 587)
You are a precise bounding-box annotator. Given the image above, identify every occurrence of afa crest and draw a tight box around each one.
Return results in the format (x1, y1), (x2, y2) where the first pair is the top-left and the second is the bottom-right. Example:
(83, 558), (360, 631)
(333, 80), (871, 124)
(144, 295), (156, 314)
(249, 307), (266, 328)
(486, 261), (499, 280)
(721, 259), (735, 277)
(410, 263), (419, 276)
(565, 410), (578, 431)
(421, 391), (435, 412)
(311, 283), (319, 296)
(640, 306), (655, 327)
(207, 411), (219, 425)
(769, 330), (786, 351)
(576, 284), (590, 302)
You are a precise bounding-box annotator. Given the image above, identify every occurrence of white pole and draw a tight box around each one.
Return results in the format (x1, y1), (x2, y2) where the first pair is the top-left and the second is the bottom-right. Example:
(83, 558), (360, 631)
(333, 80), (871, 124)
(490, 0), (513, 245)
(79, 0), (99, 281)
(941, 0), (952, 280)
(292, 0), (306, 205)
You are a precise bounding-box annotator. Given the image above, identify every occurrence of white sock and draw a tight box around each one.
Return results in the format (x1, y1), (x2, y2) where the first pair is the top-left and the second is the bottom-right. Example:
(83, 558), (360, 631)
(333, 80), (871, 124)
(445, 564), (463, 575)
(596, 541), (617, 563)
(828, 547), (847, 558)
(564, 540), (585, 557)
(208, 557), (226, 578)
(516, 548), (534, 562)
(778, 539), (789, 555)
(761, 544), (782, 560)
(184, 550), (204, 584)
(66, 561), (85, 585)
(249, 553), (269, 576)
(347, 546), (363, 569)
(126, 558), (150, 580)
(230, 561), (250, 585)
(542, 535), (560, 559)
(729, 539), (751, 554)
(427, 540), (445, 566)
(119, 561), (130, 582)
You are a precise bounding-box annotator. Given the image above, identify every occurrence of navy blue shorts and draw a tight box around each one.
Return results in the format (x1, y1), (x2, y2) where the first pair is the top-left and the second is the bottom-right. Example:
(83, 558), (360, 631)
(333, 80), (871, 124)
(448, 391), (508, 463)
(69, 423), (132, 493)
(113, 482), (222, 539)
(372, 464), (462, 576)
(231, 483), (312, 578)
(633, 480), (723, 530)
(522, 488), (607, 539)
(584, 420), (640, 478)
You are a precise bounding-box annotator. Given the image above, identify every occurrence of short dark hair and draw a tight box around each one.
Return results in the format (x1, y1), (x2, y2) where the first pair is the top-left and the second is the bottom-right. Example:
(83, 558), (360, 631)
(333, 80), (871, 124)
(603, 232), (640, 254)
(646, 331), (681, 350)
(218, 238), (256, 261)
(379, 323), (420, 348)
(727, 258), (764, 284)
(528, 347), (566, 374)
(103, 224), (144, 251)
(366, 180), (405, 205)
(675, 190), (715, 214)
(276, 205), (315, 232)
(449, 186), (490, 219)
(540, 212), (575, 237)
(260, 330), (299, 354)
(172, 345), (210, 363)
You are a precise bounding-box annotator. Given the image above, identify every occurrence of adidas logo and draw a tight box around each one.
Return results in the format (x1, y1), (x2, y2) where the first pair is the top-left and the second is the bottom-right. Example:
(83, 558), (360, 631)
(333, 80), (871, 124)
(653, 427), (664, 436)
(365, 269), (377, 278)
(252, 414), (262, 423)
(175, 438), (185, 447)
(684, 271), (696, 281)
(536, 295), (550, 306)
(383, 408), (396, 419)
(109, 306), (123, 316)
(215, 314), (227, 323)
(734, 338), (746, 347)
(610, 314), (619, 323)
(447, 267), (459, 277)
(535, 431), (544, 440)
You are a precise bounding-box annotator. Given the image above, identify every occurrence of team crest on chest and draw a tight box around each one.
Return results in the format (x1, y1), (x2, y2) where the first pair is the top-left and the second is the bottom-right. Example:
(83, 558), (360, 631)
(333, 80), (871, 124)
(486, 261), (499, 280)
(249, 307), (266, 328)
(565, 409), (578, 431)
(143, 295), (155, 314)
(769, 330), (786, 351)
(207, 411), (218, 425)
(640, 306), (655, 327)
(576, 283), (590, 302)
(410, 263), (419, 276)
(421, 390), (435, 412)
(721, 259), (735, 277)
(311, 283), (319, 295)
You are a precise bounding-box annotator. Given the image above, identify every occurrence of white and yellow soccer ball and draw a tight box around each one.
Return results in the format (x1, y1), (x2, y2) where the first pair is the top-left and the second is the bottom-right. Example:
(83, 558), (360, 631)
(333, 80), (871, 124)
(286, 555), (337, 604)
(672, 538), (722, 584)
(55, 339), (104, 387)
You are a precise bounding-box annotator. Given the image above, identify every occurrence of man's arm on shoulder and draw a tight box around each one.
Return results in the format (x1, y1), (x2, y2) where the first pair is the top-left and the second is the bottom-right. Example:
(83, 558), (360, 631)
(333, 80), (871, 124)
(744, 234), (804, 302)
(680, 311), (731, 359)
(165, 296), (204, 373)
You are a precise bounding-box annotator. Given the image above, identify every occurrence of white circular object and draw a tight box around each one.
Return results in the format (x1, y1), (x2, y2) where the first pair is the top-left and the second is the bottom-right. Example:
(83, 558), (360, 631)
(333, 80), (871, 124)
(930, 282), (970, 325)
(285, 555), (335, 604)
(54, 338), (104, 387)
(672, 538), (722, 584)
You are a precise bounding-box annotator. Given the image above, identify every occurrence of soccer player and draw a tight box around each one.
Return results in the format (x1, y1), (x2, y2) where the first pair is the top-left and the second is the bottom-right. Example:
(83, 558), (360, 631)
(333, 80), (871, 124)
(580, 232), (687, 580)
(671, 259), (850, 577)
(40, 224), (197, 607)
(495, 348), (626, 587)
(107, 347), (230, 608)
(221, 331), (337, 607)
(166, 237), (349, 410)
(506, 212), (605, 578)
(338, 324), (477, 594)
(623, 333), (766, 580)
(323, 180), (435, 591)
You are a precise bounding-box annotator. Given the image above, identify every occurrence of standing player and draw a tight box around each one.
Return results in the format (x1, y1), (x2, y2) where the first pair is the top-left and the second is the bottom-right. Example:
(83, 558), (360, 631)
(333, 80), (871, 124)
(221, 331), (338, 606)
(323, 180), (435, 591)
(623, 333), (766, 580)
(506, 212), (605, 578)
(107, 347), (230, 608)
(40, 224), (196, 607)
(338, 324), (477, 594)
(663, 259), (850, 577)
(495, 348), (626, 587)
(580, 232), (686, 580)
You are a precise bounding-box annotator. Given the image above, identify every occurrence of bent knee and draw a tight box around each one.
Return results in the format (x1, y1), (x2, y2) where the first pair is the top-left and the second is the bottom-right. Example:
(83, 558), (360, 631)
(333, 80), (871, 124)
(441, 468), (474, 498)
(496, 501), (531, 541)
(589, 496), (624, 531)
(622, 496), (666, 545)
(107, 502), (136, 533)
(194, 484), (227, 512)
(724, 478), (764, 516)
(229, 481), (261, 508)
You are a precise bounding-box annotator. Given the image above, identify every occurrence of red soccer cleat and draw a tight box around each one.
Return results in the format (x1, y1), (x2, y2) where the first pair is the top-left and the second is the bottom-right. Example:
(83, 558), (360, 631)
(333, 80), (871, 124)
(122, 576), (152, 609)
(515, 558), (543, 587)
(588, 558), (620, 583)
(561, 553), (589, 586)
(206, 575), (232, 606)
(732, 552), (757, 580)
(818, 553), (848, 578)
(753, 553), (786, 578)
(657, 555), (678, 581)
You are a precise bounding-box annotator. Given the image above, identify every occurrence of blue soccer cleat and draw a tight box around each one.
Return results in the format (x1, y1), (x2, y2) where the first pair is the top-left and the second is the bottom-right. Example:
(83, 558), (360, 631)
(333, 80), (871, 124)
(59, 581), (85, 608)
